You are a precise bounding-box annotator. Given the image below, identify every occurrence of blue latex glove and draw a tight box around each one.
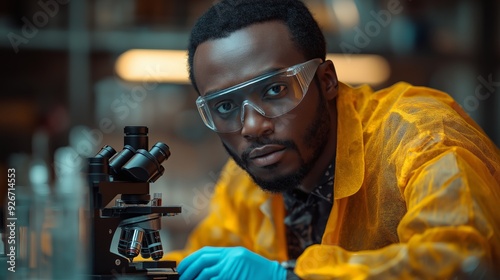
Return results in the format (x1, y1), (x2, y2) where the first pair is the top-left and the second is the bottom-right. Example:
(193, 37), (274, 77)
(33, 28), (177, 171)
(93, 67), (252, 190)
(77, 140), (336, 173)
(177, 246), (287, 280)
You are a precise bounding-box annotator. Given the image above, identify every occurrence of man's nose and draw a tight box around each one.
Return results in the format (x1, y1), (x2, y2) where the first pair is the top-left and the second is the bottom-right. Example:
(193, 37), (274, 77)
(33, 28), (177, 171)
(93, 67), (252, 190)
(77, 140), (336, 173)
(240, 102), (273, 138)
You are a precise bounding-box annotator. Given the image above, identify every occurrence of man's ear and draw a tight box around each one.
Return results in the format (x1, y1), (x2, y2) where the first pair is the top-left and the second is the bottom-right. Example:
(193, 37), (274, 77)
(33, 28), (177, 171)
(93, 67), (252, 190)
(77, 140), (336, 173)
(317, 60), (338, 101)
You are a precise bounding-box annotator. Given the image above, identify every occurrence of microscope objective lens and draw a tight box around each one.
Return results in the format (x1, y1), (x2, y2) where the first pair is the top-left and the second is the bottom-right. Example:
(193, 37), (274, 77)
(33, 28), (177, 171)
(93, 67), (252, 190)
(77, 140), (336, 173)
(118, 227), (145, 259)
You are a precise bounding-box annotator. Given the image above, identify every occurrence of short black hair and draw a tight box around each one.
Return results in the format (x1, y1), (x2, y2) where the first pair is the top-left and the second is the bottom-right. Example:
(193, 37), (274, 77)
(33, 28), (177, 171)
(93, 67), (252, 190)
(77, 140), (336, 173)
(187, 0), (326, 93)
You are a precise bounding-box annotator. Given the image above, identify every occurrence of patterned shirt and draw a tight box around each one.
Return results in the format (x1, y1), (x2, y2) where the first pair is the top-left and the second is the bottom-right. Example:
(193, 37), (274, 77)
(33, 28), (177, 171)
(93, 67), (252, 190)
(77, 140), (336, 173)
(283, 162), (335, 260)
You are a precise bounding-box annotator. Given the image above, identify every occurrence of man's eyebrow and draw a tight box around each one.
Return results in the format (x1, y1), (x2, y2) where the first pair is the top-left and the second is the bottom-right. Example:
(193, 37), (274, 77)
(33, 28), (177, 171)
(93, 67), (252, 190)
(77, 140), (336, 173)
(204, 66), (283, 96)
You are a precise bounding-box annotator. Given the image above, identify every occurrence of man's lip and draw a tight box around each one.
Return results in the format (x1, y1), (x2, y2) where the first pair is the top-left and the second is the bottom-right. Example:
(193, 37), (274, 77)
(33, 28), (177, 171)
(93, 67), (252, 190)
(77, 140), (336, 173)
(248, 144), (286, 159)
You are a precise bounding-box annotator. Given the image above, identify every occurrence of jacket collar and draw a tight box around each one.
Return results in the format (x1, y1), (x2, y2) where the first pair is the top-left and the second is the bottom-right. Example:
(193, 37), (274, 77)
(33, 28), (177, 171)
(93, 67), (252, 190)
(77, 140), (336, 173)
(333, 82), (366, 199)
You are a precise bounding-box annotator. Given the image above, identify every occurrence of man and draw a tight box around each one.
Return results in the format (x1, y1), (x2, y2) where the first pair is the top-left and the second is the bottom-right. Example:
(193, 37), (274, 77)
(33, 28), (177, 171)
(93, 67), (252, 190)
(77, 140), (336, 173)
(165, 0), (500, 279)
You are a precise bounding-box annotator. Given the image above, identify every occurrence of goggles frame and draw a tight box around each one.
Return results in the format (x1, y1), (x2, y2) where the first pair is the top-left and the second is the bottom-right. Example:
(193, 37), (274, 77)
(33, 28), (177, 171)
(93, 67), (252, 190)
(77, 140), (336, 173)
(196, 58), (323, 133)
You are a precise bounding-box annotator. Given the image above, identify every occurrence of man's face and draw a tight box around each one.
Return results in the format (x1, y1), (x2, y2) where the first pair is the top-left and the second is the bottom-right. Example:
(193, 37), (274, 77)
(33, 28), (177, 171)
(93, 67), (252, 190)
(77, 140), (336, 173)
(193, 21), (335, 193)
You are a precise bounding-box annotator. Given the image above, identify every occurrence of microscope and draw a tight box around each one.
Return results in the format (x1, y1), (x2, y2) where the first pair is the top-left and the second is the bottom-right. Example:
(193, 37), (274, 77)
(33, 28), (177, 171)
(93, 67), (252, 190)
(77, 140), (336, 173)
(87, 126), (181, 279)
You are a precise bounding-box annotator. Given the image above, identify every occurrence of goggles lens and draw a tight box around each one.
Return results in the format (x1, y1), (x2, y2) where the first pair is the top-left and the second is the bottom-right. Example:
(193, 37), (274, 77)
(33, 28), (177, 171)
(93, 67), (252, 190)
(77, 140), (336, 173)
(196, 58), (323, 133)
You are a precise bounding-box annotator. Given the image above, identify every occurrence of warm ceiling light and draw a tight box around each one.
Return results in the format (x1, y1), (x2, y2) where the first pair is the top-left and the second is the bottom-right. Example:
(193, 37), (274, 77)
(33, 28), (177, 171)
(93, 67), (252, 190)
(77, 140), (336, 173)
(327, 54), (391, 85)
(331, 0), (360, 28)
(115, 49), (189, 84)
(116, 49), (390, 86)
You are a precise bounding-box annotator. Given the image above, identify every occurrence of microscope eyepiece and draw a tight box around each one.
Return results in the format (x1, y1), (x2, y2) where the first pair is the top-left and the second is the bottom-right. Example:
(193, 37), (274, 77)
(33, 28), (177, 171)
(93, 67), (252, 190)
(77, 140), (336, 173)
(108, 145), (136, 176)
(92, 126), (171, 183)
(124, 126), (148, 150)
(95, 145), (116, 159)
(121, 142), (170, 183)
(149, 142), (170, 163)
(88, 157), (110, 184)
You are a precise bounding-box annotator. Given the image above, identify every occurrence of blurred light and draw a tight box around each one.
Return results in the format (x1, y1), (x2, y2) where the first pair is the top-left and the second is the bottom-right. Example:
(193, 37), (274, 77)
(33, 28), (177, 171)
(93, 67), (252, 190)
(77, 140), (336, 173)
(116, 49), (390, 86)
(29, 162), (49, 185)
(331, 0), (360, 28)
(327, 54), (390, 85)
(115, 49), (189, 83)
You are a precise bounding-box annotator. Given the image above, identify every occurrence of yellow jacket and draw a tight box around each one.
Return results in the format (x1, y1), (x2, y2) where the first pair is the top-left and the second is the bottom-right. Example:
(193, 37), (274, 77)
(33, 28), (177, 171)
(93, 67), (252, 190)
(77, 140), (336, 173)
(165, 82), (500, 279)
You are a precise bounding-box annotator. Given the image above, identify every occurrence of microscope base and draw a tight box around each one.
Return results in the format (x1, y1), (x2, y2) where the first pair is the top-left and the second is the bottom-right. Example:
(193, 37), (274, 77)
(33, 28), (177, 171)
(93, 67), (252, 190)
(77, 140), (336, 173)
(89, 269), (179, 279)
(89, 260), (179, 279)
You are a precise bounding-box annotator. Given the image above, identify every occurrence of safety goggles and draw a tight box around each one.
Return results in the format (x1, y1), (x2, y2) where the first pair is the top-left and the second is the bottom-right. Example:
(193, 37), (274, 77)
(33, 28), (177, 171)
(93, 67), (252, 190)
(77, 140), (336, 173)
(196, 58), (323, 133)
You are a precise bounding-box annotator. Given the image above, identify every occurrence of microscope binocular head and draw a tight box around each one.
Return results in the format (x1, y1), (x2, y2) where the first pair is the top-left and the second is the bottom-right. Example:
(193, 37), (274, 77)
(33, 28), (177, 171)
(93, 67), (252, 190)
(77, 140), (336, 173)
(96, 142), (170, 183)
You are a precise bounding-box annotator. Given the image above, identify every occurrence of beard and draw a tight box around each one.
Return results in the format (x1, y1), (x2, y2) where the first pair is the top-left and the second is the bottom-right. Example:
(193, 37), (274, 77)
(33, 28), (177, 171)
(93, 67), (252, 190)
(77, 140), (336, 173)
(223, 88), (331, 193)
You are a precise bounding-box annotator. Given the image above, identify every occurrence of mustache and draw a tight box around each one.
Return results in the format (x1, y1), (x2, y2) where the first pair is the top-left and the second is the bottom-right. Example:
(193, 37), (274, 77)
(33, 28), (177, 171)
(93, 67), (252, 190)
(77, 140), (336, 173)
(241, 139), (297, 162)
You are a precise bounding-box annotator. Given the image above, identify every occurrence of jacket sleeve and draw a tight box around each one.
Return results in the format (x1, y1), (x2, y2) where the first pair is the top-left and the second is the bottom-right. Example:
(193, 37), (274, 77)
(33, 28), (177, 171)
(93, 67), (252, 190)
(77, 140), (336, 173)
(295, 86), (500, 279)
(295, 142), (500, 278)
